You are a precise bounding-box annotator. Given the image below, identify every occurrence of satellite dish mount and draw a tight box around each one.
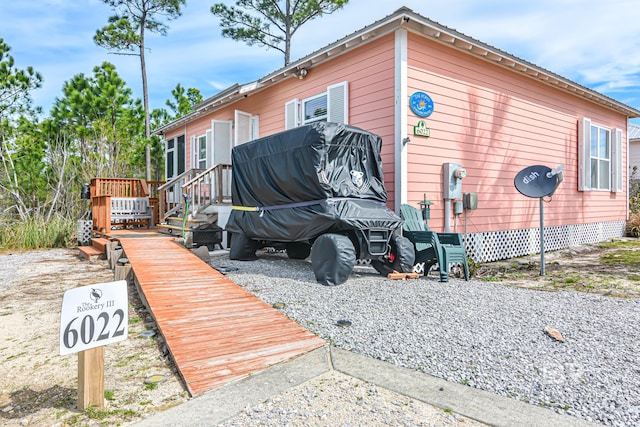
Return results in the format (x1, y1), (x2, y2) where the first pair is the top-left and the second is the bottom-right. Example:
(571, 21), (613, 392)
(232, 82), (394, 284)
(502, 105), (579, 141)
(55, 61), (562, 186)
(514, 165), (564, 276)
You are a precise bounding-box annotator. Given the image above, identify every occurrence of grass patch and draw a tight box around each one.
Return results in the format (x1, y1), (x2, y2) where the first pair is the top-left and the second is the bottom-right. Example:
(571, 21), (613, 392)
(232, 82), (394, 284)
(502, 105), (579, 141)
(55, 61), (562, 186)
(145, 382), (158, 391)
(482, 275), (504, 282)
(0, 215), (76, 250)
(85, 406), (139, 421)
(601, 250), (640, 265)
(598, 240), (639, 249)
(104, 389), (115, 401)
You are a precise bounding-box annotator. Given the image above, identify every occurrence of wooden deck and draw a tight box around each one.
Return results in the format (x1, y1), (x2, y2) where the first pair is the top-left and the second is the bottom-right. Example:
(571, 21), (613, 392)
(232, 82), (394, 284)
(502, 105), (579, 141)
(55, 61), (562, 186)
(117, 236), (325, 396)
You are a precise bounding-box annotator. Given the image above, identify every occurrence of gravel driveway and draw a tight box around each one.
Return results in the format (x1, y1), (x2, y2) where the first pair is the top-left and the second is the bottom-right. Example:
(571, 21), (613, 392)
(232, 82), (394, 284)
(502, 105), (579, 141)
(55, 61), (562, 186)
(210, 251), (640, 427)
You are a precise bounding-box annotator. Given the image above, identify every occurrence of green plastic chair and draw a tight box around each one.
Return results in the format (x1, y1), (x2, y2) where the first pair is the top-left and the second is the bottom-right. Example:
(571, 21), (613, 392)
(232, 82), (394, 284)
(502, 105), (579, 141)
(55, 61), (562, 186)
(400, 204), (470, 282)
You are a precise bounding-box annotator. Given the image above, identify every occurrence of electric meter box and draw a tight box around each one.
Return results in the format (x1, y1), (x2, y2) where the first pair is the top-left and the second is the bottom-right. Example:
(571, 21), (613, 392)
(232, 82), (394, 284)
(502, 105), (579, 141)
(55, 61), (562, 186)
(443, 162), (464, 199)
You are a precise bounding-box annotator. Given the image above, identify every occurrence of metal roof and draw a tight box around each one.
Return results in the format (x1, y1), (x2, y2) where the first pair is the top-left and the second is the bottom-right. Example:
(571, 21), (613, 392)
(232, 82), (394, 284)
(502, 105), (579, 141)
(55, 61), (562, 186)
(630, 123), (640, 140)
(154, 6), (640, 135)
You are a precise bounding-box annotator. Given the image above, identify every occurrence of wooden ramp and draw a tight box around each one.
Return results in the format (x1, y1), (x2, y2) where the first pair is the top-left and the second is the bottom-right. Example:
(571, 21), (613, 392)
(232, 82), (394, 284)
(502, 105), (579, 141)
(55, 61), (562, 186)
(118, 237), (325, 396)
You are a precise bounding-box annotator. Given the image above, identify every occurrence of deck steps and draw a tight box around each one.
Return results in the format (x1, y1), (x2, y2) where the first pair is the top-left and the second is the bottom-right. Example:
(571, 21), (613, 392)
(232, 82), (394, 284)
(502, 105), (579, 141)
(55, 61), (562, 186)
(78, 237), (117, 261)
(157, 216), (208, 236)
(165, 216), (204, 224)
(77, 245), (103, 261)
(90, 237), (111, 252)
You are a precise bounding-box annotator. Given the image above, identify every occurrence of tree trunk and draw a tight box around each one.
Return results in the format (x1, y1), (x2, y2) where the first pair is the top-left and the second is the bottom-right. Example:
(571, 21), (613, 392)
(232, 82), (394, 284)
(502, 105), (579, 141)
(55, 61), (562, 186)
(139, 13), (151, 181)
(284, 0), (291, 66)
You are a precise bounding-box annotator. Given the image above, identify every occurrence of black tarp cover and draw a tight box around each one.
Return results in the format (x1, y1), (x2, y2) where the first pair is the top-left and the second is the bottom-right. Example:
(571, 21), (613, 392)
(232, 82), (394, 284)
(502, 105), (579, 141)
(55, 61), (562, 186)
(225, 122), (402, 242)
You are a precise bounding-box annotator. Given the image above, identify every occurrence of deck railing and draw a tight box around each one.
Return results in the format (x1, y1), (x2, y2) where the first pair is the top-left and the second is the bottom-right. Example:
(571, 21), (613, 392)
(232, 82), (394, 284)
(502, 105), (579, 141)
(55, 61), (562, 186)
(89, 178), (161, 232)
(91, 177), (149, 198)
(183, 164), (232, 215)
(146, 180), (165, 231)
(158, 169), (205, 221)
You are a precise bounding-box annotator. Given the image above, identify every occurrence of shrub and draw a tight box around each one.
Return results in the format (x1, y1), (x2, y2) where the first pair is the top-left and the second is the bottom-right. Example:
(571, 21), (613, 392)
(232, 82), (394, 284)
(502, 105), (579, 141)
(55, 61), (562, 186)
(627, 212), (640, 237)
(0, 215), (76, 250)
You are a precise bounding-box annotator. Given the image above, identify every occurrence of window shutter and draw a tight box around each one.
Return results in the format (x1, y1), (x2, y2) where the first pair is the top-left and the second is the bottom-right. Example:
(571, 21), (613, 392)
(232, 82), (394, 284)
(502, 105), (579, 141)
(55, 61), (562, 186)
(205, 130), (213, 169)
(190, 135), (196, 170)
(285, 99), (299, 129)
(611, 128), (623, 192)
(327, 81), (349, 124)
(212, 120), (232, 165)
(251, 115), (260, 140)
(578, 118), (592, 191)
(235, 110), (253, 146)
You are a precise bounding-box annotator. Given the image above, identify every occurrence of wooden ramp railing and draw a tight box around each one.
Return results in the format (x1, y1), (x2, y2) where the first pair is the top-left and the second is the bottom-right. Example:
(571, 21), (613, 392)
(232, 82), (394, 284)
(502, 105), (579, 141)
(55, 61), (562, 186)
(117, 237), (325, 396)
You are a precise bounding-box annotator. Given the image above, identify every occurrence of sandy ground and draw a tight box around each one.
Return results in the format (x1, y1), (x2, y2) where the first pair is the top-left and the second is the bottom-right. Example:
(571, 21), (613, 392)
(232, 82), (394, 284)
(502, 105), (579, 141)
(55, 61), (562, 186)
(0, 248), (487, 426)
(0, 249), (188, 426)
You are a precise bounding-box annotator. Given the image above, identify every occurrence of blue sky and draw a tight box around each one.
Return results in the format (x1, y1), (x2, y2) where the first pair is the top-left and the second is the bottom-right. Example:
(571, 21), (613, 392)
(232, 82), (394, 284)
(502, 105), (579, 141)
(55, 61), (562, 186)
(2, 0), (640, 123)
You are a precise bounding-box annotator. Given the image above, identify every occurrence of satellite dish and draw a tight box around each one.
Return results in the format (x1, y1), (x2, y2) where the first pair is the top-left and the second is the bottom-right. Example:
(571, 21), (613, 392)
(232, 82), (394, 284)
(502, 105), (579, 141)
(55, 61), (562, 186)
(514, 165), (562, 198)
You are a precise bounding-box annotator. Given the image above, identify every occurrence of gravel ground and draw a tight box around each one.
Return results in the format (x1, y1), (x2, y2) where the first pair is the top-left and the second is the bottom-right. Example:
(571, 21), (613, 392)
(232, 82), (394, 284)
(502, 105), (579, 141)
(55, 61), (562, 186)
(209, 251), (640, 427)
(219, 370), (481, 427)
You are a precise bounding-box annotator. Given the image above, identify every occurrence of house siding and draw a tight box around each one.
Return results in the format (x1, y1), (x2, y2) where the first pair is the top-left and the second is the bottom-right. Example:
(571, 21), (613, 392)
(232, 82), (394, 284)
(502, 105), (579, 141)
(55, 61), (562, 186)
(164, 34), (398, 202)
(161, 20), (633, 262)
(405, 32), (627, 234)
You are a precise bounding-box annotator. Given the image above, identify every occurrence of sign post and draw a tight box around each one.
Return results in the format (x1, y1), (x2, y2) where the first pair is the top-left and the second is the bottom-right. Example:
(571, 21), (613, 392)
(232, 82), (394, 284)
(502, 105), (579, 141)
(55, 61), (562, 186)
(60, 280), (128, 410)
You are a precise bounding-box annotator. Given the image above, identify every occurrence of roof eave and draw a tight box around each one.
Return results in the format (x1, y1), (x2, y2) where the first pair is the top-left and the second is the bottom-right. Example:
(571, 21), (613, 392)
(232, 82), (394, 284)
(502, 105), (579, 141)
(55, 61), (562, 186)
(398, 12), (640, 118)
(154, 6), (640, 135)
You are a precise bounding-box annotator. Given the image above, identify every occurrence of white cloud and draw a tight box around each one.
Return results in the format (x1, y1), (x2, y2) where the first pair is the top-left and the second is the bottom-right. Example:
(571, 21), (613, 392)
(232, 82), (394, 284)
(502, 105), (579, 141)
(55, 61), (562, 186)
(2, 0), (640, 116)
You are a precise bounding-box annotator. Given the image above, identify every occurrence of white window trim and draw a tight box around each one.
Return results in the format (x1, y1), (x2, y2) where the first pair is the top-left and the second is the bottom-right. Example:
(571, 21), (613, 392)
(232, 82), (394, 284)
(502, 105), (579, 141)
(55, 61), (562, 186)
(578, 118), (622, 193)
(301, 93), (328, 125)
(196, 134), (207, 169)
(285, 81), (348, 129)
(591, 123), (611, 191)
(165, 134), (186, 179)
(165, 137), (176, 180)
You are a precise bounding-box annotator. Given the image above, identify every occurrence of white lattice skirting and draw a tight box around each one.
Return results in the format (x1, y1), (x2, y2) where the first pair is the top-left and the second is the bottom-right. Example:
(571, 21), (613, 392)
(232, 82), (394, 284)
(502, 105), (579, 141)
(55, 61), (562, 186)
(77, 220), (93, 246)
(463, 221), (626, 263)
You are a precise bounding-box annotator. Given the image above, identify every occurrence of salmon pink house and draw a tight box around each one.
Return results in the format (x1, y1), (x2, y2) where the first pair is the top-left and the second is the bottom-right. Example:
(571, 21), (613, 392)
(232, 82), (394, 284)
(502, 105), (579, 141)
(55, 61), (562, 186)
(154, 7), (640, 263)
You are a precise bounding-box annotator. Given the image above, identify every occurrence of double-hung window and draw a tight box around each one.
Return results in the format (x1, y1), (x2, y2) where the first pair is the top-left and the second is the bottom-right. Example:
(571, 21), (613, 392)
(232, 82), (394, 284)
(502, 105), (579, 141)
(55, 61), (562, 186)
(165, 134), (185, 180)
(302, 93), (328, 124)
(197, 135), (207, 169)
(578, 118), (623, 192)
(590, 125), (610, 190)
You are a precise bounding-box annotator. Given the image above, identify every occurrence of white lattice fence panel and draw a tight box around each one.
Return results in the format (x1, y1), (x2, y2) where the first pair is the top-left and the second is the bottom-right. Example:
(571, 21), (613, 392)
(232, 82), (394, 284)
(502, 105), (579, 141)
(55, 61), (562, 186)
(464, 221), (625, 263)
(77, 220), (93, 246)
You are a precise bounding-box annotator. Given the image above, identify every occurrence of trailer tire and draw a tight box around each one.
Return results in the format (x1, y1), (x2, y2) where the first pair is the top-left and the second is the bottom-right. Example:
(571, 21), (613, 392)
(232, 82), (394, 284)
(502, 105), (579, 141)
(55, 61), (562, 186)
(229, 232), (258, 261)
(371, 235), (415, 276)
(311, 234), (356, 286)
(286, 242), (312, 260)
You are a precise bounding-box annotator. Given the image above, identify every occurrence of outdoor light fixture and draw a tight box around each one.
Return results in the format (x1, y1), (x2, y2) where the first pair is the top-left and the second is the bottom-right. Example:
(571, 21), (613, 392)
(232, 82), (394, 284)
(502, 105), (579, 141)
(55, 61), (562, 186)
(296, 68), (308, 79)
(419, 194), (432, 221)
